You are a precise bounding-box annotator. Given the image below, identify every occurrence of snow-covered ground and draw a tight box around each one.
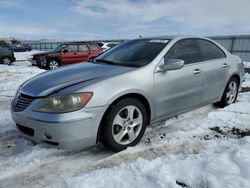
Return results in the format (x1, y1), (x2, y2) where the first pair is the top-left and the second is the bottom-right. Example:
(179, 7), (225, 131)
(243, 73), (250, 88)
(0, 59), (250, 188)
(244, 61), (250, 68)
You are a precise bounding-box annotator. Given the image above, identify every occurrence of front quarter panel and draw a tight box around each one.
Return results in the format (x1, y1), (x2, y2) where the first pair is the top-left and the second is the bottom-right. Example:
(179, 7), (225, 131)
(64, 65), (156, 121)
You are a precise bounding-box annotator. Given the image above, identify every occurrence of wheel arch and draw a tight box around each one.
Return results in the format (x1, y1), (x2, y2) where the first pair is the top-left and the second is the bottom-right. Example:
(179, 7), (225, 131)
(231, 73), (240, 84)
(46, 57), (60, 64)
(46, 57), (61, 69)
(96, 92), (152, 143)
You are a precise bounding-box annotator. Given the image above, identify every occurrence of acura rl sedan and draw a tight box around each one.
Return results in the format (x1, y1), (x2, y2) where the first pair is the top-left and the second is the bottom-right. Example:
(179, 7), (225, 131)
(11, 36), (245, 151)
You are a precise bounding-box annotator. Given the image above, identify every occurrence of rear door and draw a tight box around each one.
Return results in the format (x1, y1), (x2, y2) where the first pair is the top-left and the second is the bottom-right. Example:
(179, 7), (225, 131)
(198, 39), (228, 102)
(154, 39), (204, 119)
(77, 44), (91, 62)
(88, 43), (102, 58)
(60, 44), (78, 64)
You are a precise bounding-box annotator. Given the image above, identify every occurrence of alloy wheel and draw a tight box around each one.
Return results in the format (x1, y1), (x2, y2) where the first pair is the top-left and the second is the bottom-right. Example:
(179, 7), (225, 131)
(49, 61), (59, 69)
(225, 80), (237, 104)
(112, 105), (143, 145)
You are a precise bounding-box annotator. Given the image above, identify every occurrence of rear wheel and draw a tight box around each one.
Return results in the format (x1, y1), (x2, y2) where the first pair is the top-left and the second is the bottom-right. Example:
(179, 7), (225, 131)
(101, 98), (148, 152)
(47, 59), (60, 70)
(1, 57), (12, 65)
(215, 77), (239, 107)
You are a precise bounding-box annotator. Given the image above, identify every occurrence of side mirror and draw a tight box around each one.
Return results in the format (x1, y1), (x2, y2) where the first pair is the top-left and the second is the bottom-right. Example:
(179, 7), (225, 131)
(62, 49), (68, 53)
(158, 59), (184, 72)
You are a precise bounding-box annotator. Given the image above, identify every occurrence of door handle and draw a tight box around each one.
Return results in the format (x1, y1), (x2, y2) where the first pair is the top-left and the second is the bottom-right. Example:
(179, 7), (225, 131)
(222, 63), (228, 68)
(73, 52), (77, 55)
(193, 69), (201, 75)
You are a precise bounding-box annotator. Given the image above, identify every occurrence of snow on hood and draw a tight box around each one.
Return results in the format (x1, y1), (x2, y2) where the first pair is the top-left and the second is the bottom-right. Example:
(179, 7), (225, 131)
(19, 62), (134, 97)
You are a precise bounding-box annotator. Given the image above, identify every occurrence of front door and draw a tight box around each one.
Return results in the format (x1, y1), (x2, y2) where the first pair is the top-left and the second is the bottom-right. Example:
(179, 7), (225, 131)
(61, 44), (79, 65)
(154, 39), (204, 119)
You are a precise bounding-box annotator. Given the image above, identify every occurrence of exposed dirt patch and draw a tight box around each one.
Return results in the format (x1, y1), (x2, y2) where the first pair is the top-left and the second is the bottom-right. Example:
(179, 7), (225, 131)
(176, 180), (190, 188)
(209, 126), (250, 138)
(241, 87), (250, 93)
(0, 72), (15, 77)
(245, 68), (250, 73)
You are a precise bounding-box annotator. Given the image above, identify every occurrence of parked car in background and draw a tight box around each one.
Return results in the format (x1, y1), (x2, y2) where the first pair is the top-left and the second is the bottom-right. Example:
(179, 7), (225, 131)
(31, 42), (103, 69)
(11, 36), (244, 152)
(9, 44), (32, 52)
(0, 45), (16, 65)
(98, 42), (120, 51)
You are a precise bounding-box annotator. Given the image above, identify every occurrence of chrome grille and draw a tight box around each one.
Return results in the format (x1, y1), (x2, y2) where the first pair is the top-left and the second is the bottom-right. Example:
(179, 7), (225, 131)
(14, 93), (34, 111)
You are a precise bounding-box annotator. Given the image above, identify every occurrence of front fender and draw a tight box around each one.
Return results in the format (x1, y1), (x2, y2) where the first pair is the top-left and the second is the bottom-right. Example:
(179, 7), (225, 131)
(105, 89), (155, 121)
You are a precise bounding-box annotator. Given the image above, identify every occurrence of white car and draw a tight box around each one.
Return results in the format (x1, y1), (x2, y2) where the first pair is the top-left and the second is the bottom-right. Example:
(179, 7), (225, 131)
(99, 42), (120, 51)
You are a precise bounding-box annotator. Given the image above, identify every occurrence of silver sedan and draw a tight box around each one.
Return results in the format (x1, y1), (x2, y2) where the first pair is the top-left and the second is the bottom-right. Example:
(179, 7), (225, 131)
(11, 36), (245, 151)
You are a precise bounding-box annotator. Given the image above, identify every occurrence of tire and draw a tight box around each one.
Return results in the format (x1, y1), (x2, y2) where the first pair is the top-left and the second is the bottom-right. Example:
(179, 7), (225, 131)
(214, 77), (239, 108)
(47, 59), (60, 70)
(1, 57), (12, 65)
(101, 98), (148, 152)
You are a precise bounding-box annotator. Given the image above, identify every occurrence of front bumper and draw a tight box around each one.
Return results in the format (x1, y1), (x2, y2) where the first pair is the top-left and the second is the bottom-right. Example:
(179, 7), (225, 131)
(11, 100), (107, 150)
(31, 60), (37, 66)
(31, 60), (46, 67)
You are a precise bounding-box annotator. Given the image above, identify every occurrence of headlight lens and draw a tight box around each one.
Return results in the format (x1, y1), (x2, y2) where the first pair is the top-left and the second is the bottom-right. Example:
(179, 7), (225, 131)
(27, 55), (33, 60)
(34, 92), (93, 113)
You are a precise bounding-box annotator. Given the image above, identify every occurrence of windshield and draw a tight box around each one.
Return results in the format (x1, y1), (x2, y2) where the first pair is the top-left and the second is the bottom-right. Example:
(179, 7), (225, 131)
(94, 39), (169, 67)
(53, 44), (66, 52)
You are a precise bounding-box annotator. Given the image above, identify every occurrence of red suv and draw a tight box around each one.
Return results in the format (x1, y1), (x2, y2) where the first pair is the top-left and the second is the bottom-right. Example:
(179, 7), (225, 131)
(32, 42), (103, 69)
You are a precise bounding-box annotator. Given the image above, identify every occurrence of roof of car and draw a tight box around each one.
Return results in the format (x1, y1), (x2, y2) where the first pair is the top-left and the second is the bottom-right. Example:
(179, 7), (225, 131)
(61, 42), (98, 45)
(138, 35), (209, 40)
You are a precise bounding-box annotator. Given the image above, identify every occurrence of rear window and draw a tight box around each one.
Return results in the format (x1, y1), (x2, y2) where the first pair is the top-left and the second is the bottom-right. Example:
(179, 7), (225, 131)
(97, 43), (104, 47)
(89, 44), (100, 51)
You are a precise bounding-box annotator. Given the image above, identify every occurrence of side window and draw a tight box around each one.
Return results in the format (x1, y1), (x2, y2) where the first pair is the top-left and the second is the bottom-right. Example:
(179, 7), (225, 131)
(165, 39), (201, 64)
(107, 43), (117, 48)
(199, 40), (226, 61)
(89, 44), (99, 51)
(78, 44), (89, 52)
(0, 46), (7, 50)
(67, 44), (78, 52)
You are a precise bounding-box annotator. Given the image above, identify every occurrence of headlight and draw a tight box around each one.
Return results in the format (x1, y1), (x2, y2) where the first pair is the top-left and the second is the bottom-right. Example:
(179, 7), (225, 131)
(27, 55), (33, 60)
(33, 92), (93, 113)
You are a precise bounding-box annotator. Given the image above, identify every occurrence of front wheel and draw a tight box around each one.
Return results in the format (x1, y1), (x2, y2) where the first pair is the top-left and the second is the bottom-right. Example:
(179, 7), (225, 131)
(47, 59), (60, 70)
(215, 77), (239, 107)
(101, 98), (148, 152)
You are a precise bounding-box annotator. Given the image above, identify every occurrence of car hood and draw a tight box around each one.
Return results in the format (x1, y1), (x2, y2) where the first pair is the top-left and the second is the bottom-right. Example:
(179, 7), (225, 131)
(33, 51), (59, 57)
(33, 51), (51, 57)
(20, 62), (135, 97)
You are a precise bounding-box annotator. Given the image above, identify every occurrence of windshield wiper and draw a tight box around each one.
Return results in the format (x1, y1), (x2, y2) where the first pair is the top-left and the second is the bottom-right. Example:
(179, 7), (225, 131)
(94, 59), (140, 68)
(121, 63), (141, 68)
(94, 59), (118, 65)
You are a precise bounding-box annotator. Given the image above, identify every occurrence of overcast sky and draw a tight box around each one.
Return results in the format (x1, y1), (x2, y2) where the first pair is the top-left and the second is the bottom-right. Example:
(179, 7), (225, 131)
(0, 0), (249, 40)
